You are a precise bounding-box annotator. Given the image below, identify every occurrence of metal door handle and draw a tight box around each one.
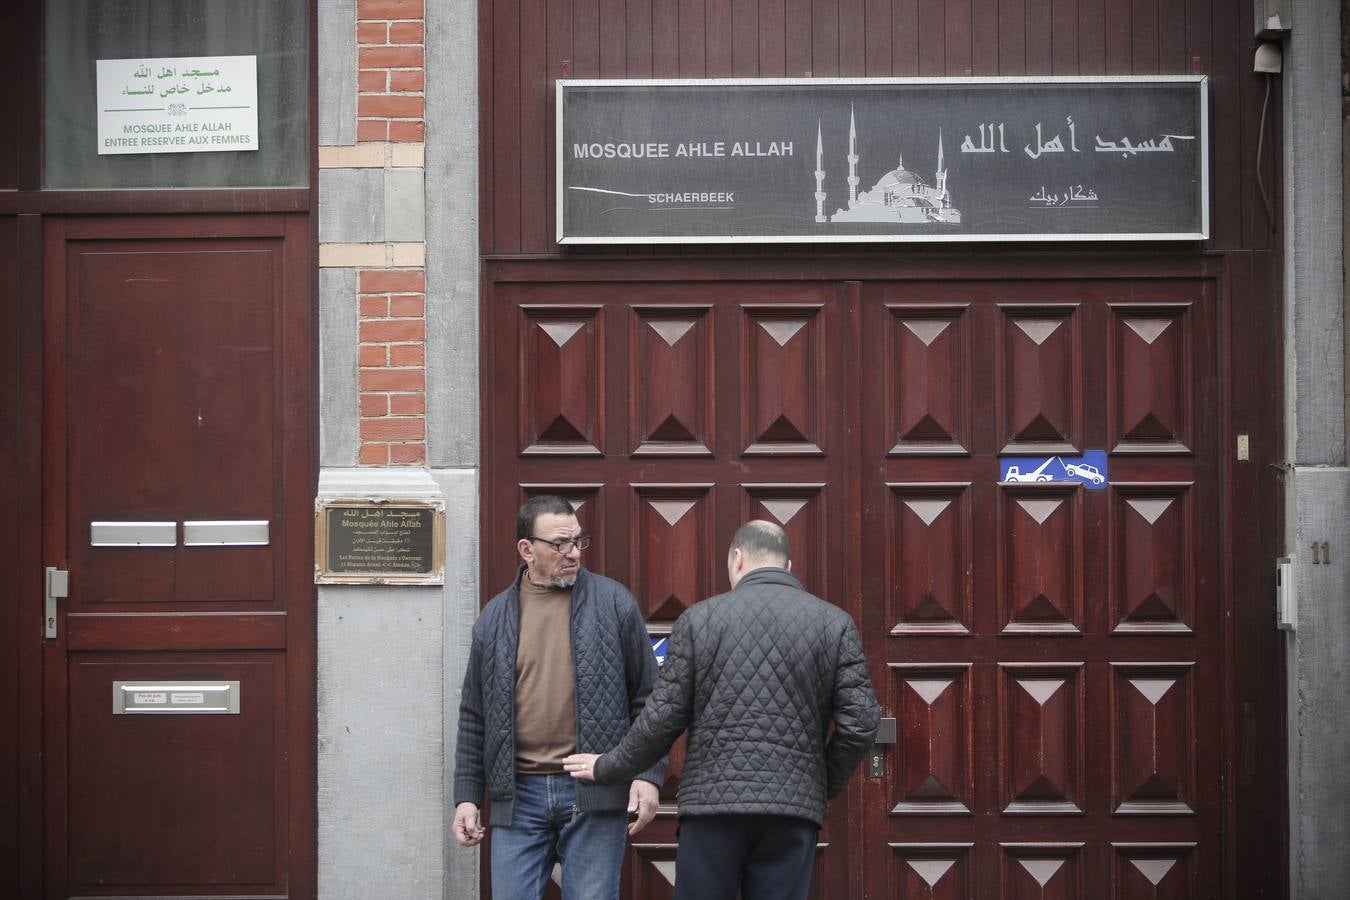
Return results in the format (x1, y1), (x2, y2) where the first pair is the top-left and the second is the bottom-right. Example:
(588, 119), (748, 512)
(874, 717), (897, 744)
(44, 567), (68, 639)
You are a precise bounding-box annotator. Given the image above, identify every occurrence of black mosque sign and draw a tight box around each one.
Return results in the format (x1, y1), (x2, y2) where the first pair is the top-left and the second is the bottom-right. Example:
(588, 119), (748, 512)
(556, 77), (1208, 244)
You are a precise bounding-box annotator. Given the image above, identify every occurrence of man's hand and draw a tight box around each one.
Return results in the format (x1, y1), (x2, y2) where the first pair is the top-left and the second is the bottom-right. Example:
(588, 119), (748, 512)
(563, 752), (600, 781)
(627, 779), (659, 836)
(452, 802), (485, 847)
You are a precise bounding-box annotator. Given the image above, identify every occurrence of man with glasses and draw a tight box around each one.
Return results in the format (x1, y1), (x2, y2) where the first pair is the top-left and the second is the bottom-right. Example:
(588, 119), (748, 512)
(562, 519), (879, 900)
(451, 494), (663, 900)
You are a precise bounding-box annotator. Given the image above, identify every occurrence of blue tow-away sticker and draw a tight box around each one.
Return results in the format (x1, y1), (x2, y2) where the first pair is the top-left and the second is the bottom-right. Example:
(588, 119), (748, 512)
(650, 636), (669, 666)
(1000, 450), (1109, 489)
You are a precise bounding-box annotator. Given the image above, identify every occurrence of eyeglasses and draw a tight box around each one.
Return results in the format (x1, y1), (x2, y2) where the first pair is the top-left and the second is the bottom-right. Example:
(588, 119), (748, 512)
(527, 534), (591, 554)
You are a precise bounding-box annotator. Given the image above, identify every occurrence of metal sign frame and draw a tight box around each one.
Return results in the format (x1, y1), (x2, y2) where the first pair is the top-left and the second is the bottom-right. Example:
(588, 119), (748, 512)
(556, 75), (1209, 245)
(314, 498), (446, 585)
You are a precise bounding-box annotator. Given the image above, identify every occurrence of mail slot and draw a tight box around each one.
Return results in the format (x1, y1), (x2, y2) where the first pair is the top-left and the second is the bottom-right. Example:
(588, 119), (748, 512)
(112, 681), (240, 714)
(183, 519), (270, 546)
(90, 521), (177, 547)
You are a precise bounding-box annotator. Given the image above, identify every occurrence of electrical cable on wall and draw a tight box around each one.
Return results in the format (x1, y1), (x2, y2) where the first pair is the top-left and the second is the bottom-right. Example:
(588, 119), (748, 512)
(1256, 72), (1275, 233)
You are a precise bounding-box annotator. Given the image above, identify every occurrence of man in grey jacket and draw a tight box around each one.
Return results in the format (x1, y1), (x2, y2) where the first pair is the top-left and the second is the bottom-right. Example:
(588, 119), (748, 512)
(564, 519), (880, 900)
(452, 495), (664, 900)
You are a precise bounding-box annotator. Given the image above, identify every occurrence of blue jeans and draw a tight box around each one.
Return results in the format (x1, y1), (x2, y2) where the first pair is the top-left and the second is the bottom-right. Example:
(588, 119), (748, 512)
(490, 773), (627, 900)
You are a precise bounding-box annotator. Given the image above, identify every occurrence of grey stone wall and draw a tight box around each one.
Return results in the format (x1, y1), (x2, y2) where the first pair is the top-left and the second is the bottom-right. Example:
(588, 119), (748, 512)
(318, 0), (356, 147)
(425, 0), (480, 471)
(425, 0), (482, 892)
(315, 0), (479, 892)
(315, 469), (448, 900)
(320, 267), (358, 466)
(1288, 469), (1350, 898)
(1285, 1), (1350, 896)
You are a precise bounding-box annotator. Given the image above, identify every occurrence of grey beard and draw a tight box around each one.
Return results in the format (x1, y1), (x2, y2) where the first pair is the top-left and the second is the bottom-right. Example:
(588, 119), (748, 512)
(543, 574), (576, 589)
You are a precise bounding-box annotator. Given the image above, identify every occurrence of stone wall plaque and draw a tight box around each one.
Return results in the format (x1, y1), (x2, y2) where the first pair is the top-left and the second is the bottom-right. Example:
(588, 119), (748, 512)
(315, 499), (445, 585)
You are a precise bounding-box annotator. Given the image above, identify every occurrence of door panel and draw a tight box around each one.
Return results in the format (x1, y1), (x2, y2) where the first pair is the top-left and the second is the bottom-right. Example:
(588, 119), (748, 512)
(42, 215), (314, 899)
(486, 268), (1225, 898)
(489, 279), (859, 900)
(67, 245), (280, 608)
(860, 278), (1220, 897)
(67, 654), (286, 892)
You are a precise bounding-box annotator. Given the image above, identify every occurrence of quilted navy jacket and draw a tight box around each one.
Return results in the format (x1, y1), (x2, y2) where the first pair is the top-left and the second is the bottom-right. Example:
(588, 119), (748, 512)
(592, 566), (879, 825)
(453, 566), (665, 825)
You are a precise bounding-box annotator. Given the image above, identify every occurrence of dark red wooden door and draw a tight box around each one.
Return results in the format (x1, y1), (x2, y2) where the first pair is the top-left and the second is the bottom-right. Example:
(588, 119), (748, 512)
(40, 215), (315, 900)
(858, 275), (1222, 898)
(484, 262), (1227, 899)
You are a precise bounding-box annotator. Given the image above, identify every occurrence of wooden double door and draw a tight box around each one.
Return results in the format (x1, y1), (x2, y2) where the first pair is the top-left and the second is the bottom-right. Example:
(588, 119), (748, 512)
(484, 260), (1223, 898)
(6, 215), (315, 899)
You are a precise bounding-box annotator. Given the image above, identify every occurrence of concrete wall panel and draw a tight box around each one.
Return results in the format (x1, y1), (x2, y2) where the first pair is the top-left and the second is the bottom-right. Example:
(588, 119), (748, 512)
(433, 469), (481, 900)
(319, 169), (386, 244)
(425, 0), (479, 469)
(1291, 467), (1350, 898)
(320, 268), (358, 467)
(318, 0), (356, 146)
(317, 469), (449, 900)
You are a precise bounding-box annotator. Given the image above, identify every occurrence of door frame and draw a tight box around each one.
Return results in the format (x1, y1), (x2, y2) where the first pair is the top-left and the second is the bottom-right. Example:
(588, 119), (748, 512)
(24, 213), (317, 900)
(6, 0), (319, 891)
(480, 249), (1286, 897)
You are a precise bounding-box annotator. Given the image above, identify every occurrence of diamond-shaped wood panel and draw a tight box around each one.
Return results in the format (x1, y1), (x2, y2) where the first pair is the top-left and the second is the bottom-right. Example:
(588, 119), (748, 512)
(741, 304), (824, 456)
(741, 484), (826, 600)
(998, 304), (1081, 454)
(884, 304), (971, 455)
(628, 840), (831, 900)
(890, 664), (973, 815)
(1000, 843), (1085, 900)
(999, 664), (1084, 815)
(887, 483), (972, 635)
(1109, 304), (1193, 454)
(519, 306), (603, 456)
(628, 843), (678, 900)
(1110, 483), (1194, 634)
(1111, 663), (1196, 815)
(890, 844), (973, 899)
(518, 484), (604, 575)
(1111, 843), (1197, 899)
(999, 486), (1083, 634)
(630, 485), (713, 623)
(630, 306), (713, 456)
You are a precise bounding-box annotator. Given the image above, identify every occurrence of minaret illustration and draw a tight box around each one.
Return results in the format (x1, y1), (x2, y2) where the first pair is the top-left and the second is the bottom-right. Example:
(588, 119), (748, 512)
(821, 106), (962, 225)
(846, 105), (860, 207)
(814, 120), (827, 223)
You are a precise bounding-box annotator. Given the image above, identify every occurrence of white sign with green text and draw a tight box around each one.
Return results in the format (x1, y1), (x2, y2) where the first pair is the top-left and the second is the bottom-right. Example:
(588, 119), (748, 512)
(96, 55), (258, 155)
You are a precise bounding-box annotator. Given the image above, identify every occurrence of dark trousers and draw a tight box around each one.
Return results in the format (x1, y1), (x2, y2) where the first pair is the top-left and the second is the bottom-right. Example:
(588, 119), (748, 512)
(672, 814), (819, 900)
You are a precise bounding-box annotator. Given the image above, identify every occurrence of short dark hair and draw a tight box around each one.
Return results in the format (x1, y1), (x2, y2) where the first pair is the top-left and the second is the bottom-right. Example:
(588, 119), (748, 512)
(517, 494), (576, 540)
(729, 520), (789, 562)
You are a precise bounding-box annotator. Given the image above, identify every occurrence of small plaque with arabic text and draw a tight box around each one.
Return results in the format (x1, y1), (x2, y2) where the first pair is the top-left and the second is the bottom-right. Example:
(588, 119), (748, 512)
(316, 501), (445, 585)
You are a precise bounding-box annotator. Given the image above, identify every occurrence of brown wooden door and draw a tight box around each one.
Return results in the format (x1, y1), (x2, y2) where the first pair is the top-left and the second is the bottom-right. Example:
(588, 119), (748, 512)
(40, 215), (315, 900)
(857, 275), (1222, 898)
(484, 275), (864, 898)
(484, 262), (1228, 899)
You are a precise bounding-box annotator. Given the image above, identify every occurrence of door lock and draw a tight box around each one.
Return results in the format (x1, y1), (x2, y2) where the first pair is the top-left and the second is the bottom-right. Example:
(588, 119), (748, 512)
(44, 567), (68, 639)
(867, 717), (897, 779)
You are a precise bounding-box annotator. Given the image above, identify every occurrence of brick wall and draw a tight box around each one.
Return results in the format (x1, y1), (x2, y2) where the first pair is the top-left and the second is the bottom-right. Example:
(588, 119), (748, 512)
(358, 269), (427, 463)
(357, 0), (425, 143)
(320, 0), (427, 465)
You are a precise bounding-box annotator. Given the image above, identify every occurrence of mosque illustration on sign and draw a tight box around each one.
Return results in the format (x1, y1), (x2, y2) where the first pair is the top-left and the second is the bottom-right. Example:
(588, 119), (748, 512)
(814, 105), (962, 225)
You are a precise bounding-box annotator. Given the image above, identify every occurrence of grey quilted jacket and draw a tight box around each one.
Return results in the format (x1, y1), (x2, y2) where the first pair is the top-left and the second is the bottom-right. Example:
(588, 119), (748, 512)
(453, 566), (665, 826)
(593, 567), (880, 824)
